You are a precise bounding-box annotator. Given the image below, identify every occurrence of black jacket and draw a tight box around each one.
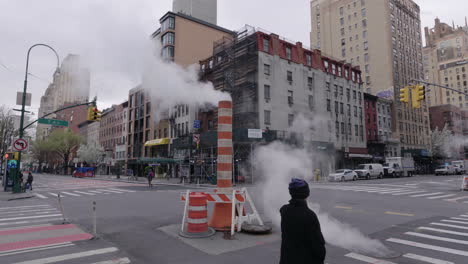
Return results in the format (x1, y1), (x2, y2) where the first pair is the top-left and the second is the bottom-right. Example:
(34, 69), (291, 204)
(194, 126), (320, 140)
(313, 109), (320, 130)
(279, 199), (326, 264)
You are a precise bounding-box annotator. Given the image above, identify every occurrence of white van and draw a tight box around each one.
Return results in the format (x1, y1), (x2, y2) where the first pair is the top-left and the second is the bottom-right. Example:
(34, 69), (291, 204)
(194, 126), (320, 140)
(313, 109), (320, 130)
(354, 164), (384, 180)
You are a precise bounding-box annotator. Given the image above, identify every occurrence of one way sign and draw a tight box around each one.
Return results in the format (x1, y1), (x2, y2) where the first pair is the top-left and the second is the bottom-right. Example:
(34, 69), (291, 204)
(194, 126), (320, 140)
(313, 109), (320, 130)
(13, 138), (29, 152)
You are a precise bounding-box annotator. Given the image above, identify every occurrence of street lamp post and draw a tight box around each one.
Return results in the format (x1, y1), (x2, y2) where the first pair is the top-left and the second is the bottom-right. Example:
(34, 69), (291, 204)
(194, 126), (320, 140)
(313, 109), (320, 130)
(14, 44), (59, 193)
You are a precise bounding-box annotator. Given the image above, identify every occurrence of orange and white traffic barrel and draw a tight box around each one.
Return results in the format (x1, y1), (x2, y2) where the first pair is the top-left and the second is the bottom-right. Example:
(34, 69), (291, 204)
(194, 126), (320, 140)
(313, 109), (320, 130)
(180, 193), (215, 238)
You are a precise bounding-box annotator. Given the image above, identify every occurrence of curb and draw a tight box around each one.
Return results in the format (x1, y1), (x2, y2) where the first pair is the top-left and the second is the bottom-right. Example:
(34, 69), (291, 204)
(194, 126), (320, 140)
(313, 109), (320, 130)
(2, 195), (34, 201)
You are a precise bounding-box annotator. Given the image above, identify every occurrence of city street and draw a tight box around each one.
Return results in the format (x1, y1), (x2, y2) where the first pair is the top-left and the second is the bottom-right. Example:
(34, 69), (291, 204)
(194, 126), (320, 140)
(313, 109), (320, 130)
(1, 174), (467, 263)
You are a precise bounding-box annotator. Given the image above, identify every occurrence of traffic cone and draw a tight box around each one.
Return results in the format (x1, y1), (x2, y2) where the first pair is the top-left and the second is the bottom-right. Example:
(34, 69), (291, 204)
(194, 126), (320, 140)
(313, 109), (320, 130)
(209, 100), (234, 231)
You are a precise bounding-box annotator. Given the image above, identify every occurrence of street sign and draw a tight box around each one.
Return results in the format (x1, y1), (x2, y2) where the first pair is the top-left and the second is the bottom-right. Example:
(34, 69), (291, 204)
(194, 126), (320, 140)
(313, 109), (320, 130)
(193, 120), (201, 129)
(16, 92), (32, 106)
(38, 118), (69, 127)
(248, 129), (263, 139)
(12, 138), (28, 151)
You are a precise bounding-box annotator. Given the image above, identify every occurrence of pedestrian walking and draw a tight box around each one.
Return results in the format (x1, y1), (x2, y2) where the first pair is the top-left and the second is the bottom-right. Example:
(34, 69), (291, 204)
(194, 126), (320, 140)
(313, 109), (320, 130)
(279, 178), (326, 264)
(26, 172), (34, 190)
(147, 169), (155, 188)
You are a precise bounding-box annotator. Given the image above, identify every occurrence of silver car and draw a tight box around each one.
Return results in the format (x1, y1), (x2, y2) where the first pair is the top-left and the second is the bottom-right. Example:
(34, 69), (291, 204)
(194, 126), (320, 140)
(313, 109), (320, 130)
(328, 169), (358, 182)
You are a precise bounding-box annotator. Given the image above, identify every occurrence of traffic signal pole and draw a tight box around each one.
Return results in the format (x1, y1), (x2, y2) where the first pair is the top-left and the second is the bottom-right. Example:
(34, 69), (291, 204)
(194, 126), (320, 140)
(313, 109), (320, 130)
(414, 79), (468, 97)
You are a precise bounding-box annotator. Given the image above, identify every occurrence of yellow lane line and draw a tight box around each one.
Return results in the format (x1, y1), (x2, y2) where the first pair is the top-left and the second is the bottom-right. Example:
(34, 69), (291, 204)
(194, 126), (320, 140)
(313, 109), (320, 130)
(385, 211), (414, 217)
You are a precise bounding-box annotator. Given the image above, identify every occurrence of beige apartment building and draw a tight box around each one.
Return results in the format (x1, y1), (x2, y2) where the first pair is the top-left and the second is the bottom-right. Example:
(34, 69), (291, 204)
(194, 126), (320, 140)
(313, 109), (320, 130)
(127, 10), (233, 171)
(310, 0), (430, 153)
(423, 18), (468, 108)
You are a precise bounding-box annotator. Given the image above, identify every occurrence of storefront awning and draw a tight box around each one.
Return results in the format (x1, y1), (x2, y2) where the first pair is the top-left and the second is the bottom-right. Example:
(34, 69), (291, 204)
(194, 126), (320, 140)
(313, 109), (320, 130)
(349, 154), (373, 159)
(138, 157), (181, 164)
(144, 138), (170, 147)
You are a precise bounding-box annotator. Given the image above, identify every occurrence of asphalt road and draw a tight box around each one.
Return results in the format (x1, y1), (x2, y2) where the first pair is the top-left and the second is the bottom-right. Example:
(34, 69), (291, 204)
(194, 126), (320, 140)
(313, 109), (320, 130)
(1, 174), (468, 264)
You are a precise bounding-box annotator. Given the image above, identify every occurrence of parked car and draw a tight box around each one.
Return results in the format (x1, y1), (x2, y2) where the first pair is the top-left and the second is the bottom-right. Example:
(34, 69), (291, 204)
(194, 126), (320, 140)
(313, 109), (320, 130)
(354, 164), (384, 180)
(435, 165), (455, 176)
(328, 169), (358, 182)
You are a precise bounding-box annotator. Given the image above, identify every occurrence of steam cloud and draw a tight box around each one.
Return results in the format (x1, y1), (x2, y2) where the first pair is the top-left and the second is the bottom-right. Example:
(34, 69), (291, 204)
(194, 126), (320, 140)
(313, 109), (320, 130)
(255, 115), (392, 257)
(141, 43), (230, 121)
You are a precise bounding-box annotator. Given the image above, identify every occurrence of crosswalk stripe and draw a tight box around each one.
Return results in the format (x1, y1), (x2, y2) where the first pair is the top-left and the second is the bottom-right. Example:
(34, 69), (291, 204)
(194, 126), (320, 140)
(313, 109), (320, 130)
(34, 193), (48, 199)
(411, 192), (444, 197)
(451, 217), (468, 221)
(460, 215), (468, 218)
(405, 231), (468, 245)
(0, 209), (58, 215)
(387, 237), (468, 256)
(0, 243), (74, 257)
(391, 191), (426, 196)
(106, 188), (136, 193)
(11, 247), (119, 264)
(445, 196), (468, 202)
(90, 257), (131, 264)
(74, 191), (95, 195)
(97, 189), (124, 193)
(0, 218), (63, 227)
(418, 227), (468, 236)
(0, 214), (62, 222)
(87, 190), (106, 194)
(431, 222), (468, 230)
(60, 192), (81, 197)
(345, 252), (396, 263)
(441, 220), (468, 225)
(0, 205), (51, 211)
(48, 193), (59, 197)
(403, 253), (454, 264)
(427, 194), (457, 200)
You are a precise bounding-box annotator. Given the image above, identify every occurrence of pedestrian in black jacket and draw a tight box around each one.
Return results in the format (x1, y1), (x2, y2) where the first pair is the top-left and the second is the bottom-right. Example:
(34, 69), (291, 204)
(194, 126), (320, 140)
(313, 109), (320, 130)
(280, 178), (326, 264)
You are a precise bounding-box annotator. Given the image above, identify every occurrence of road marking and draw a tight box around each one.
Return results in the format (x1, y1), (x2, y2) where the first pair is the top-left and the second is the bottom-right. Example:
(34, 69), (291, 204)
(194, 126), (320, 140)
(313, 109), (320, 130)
(345, 252), (396, 263)
(441, 220), (468, 225)
(0, 243), (73, 257)
(0, 224), (51, 232)
(60, 191), (81, 197)
(403, 253), (454, 264)
(107, 188), (136, 193)
(451, 217), (468, 221)
(445, 196), (468, 202)
(48, 193), (59, 197)
(335, 206), (352, 209)
(34, 193), (48, 199)
(460, 215), (468, 217)
(405, 231), (468, 245)
(427, 194), (457, 200)
(0, 205), (51, 211)
(411, 192), (444, 197)
(391, 191), (426, 196)
(0, 209), (58, 215)
(431, 222), (468, 230)
(418, 227), (468, 236)
(385, 211), (414, 217)
(0, 218), (63, 227)
(90, 257), (131, 264)
(97, 189), (124, 193)
(387, 238), (468, 256)
(74, 191), (95, 195)
(87, 190), (106, 194)
(11, 247), (119, 264)
(0, 214), (62, 222)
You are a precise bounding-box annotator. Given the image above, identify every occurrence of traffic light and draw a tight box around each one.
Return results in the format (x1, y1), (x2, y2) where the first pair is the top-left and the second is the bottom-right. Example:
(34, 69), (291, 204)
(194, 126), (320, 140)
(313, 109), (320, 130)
(411, 85), (426, 109)
(87, 106), (102, 122)
(399, 87), (410, 103)
(4, 152), (18, 160)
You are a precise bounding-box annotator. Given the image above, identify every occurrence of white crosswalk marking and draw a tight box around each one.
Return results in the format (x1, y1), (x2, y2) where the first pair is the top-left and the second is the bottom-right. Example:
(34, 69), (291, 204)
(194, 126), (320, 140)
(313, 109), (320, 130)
(0, 214), (62, 222)
(107, 188), (136, 193)
(48, 192), (59, 197)
(441, 219), (468, 225)
(405, 231), (468, 245)
(451, 217), (468, 221)
(87, 190), (106, 194)
(34, 193), (48, 199)
(387, 238), (468, 256)
(74, 190), (96, 195)
(411, 192), (444, 197)
(445, 196), (468, 202)
(430, 222), (468, 230)
(345, 252), (397, 263)
(11, 247), (119, 264)
(60, 191), (81, 197)
(90, 257), (131, 264)
(0, 205), (51, 210)
(403, 253), (454, 264)
(427, 194), (457, 200)
(418, 226), (468, 236)
(392, 191), (426, 196)
(97, 189), (124, 193)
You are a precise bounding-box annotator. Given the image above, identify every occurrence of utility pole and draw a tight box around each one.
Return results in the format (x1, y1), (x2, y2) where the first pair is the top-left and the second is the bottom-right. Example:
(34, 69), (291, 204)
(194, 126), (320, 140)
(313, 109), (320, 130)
(15, 44), (59, 193)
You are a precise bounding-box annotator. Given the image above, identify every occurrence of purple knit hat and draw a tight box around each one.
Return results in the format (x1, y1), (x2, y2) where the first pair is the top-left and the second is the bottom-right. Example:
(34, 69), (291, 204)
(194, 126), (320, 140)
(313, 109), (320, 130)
(288, 178), (310, 199)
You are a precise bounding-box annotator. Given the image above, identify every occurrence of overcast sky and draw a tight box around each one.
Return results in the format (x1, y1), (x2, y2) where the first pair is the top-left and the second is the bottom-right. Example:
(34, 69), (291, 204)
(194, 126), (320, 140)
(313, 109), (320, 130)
(0, 0), (466, 115)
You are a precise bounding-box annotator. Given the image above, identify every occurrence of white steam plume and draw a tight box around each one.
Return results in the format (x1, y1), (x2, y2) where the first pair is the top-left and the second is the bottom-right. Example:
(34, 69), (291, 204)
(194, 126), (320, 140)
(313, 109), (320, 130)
(254, 115), (392, 256)
(141, 43), (230, 121)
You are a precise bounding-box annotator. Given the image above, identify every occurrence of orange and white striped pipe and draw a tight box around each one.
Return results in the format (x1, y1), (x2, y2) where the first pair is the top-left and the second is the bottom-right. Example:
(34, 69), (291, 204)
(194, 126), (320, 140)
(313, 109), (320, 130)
(217, 100), (233, 190)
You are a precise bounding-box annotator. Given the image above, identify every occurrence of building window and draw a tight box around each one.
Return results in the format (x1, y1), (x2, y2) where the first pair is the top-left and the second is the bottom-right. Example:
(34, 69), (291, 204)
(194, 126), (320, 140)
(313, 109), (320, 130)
(287, 71), (293, 82)
(341, 122), (345, 134)
(264, 85), (271, 100)
(340, 7), (344, 15)
(162, 32), (175, 46)
(308, 77), (314, 90)
(264, 110), (271, 125)
(286, 47), (292, 60)
(362, 19), (367, 28)
(364, 41), (368, 50)
(288, 114), (294, 127)
(309, 95), (314, 110)
(288, 90), (294, 105)
(340, 102), (344, 114)
(264, 64), (271, 75)
(327, 99), (331, 111)
(363, 30), (368, 38)
(340, 17), (344, 26)
(263, 38), (270, 52)
(361, 8), (366, 17)
(354, 106), (357, 117)
(161, 16), (175, 32)
(365, 64), (370, 73)
(341, 28), (345, 36)
(162, 46), (174, 59)
(306, 54), (312, 66)
(364, 53), (369, 62)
